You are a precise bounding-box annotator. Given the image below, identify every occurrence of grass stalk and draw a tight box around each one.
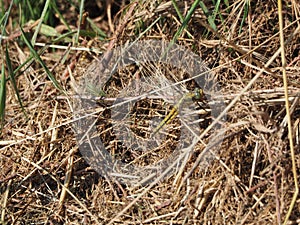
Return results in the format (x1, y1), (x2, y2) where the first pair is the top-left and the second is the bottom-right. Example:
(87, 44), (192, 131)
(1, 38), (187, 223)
(277, 0), (299, 224)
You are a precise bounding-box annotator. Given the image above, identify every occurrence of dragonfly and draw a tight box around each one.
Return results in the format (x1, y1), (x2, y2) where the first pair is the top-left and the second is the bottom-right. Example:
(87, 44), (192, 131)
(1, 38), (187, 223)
(151, 88), (204, 137)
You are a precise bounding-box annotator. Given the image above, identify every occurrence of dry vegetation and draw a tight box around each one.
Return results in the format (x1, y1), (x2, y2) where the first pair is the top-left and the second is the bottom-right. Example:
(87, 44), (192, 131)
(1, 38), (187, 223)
(0, 0), (300, 224)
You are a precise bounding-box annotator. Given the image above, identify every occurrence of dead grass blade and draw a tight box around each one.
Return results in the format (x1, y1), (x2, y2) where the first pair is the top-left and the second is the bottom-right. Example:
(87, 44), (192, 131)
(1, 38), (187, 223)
(278, 0), (299, 224)
(0, 170), (12, 223)
(58, 148), (74, 213)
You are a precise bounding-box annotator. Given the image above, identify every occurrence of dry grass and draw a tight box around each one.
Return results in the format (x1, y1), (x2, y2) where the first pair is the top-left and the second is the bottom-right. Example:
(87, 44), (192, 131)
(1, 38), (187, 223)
(1, 0), (300, 224)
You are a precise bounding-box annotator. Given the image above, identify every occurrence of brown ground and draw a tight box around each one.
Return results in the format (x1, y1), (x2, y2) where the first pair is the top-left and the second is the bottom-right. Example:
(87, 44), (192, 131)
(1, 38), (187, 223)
(0, 0), (300, 224)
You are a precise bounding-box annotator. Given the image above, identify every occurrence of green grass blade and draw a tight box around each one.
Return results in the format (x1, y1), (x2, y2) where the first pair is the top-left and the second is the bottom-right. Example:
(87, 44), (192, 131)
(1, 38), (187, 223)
(171, 0), (193, 39)
(75, 0), (85, 45)
(239, 0), (249, 34)
(0, 14), (6, 25)
(0, 0), (13, 132)
(163, 0), (200, 58)
(199, 1), (217, 32)
(199, 1), (209, 17)
(0, 1), (4, 18)
(20, 27), (65, 94)
(30, 20), (59, 37)
(171, 0), (184, 22)
(0, 63), (6, 132)
(52, 30), (77, 43)
(171, 0), (201, 43)
(31, 0), (51, 45)
(25, 0), (34, 19)
(213, 0), (223, 24)
(13, 55), (34, 77)
(50, 0), (71, 31)
(12, 45), (50, 79)
(86, 17), (107, 39)
(0, 0), (13, 45)
(5, 45), (28, 119)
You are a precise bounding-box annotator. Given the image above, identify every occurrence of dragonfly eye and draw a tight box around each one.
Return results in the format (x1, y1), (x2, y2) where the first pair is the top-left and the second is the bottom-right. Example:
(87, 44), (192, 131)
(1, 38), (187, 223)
(193, 88), (203, 100)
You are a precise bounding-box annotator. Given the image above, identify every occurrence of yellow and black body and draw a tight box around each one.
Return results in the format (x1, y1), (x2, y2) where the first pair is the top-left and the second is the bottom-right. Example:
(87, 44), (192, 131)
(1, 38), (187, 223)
(151, 88), (204, 136)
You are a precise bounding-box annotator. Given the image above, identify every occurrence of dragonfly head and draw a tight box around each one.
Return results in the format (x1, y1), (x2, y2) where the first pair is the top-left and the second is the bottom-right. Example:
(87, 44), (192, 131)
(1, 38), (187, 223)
(193, 88), (203, 100)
